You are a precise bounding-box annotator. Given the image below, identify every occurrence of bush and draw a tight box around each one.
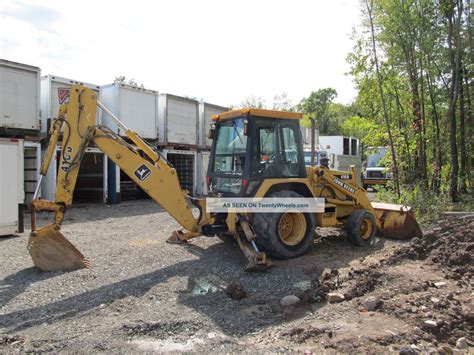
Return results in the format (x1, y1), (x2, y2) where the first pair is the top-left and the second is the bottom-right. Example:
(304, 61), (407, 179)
(375, 183), (473, 227)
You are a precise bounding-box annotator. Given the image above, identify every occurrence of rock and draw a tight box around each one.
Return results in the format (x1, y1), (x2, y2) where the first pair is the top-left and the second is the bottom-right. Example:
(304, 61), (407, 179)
(456, 337), (468, 349)
(399, 346), (418, 355)
(320, 268), (339, 282)
(363, 296), (381, 311)
(225, 282), (247, 300)
(327, 293), (345, 303)
(430, 297), (441, 305)
(437, 345), (453, 355)
(280, 295), (300, 307)
(423, 320), (438, 329)
(434, 282), (447, 288)
(421, 306), (429, 312)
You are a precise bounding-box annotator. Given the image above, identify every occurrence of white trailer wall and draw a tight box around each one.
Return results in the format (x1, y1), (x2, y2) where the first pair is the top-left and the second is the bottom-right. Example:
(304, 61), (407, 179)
(199, 103), (227, 148)
(158, 94), (199, 146)
(23, 141), (41, 205)
(0, 60), (40, 132)
(0, 138), (24, 235)
(319, 136), (359, 156)
(42, 146), (108, 203)
(41, 75), (100, 134)
(100, 83), (158, 139)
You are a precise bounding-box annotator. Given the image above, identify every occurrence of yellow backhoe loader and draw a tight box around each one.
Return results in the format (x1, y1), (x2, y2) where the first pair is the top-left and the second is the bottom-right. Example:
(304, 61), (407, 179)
(28, 85), (422, 272)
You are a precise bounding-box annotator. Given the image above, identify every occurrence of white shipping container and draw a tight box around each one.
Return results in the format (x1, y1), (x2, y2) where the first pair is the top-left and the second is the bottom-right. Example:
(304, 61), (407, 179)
(42, 146), (108, 203)
(100, 83), (158, 139)
(199, 103), (228, 148)
(24, 141), (41, 205)
(0, 59), (40, 132)
(319, 136), (359, 156)
(41, 75), (101, 134)
(158, 94), (198, 146)
(196, 151), (210, 196)
(0, 138), (25, 236)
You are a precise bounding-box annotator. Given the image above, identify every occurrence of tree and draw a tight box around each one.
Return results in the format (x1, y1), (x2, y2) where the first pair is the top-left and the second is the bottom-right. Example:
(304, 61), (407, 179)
(238, 95), (266, 109)
(364, 0), (400, 197)
(298, 88), (337, 134)
(272, 92), (294, 111)
(114, 76), (145, 89)
(347, 0), (472, 202)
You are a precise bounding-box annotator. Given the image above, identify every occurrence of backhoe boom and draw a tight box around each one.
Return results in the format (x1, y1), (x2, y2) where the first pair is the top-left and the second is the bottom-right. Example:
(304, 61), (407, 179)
(29, 85), (201, 271)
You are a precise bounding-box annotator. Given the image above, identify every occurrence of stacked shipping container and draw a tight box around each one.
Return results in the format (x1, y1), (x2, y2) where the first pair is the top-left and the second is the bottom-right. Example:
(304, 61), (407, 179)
(1, 58), (227, 219)
(0, 59), (42, 235)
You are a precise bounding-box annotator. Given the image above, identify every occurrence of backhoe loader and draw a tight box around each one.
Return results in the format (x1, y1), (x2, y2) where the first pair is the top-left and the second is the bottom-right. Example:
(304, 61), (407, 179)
(28, 85), (422, 272)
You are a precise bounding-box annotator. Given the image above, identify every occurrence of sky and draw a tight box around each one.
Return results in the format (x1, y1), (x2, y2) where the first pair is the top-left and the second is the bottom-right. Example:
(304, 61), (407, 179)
(1, 0), (362, 108)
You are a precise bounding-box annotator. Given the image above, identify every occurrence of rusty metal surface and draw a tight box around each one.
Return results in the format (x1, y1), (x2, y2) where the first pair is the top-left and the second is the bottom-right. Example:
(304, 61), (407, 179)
(373, 203), (423, 240)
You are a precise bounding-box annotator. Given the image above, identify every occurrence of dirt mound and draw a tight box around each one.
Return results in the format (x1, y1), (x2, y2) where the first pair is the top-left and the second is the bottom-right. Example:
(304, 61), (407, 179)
(385, 214), (473, 280)
(296, 214), (473, 349)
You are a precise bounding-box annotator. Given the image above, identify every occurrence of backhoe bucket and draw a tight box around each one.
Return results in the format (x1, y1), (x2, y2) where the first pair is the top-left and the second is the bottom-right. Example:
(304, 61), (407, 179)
(371, 202), (423, 240)
(28, 225), (90, 272)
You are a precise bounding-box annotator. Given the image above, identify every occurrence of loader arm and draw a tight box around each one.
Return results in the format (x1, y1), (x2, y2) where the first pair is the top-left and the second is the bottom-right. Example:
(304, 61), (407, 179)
(29, 85), (202, 271)
(313, 166), (422, 239)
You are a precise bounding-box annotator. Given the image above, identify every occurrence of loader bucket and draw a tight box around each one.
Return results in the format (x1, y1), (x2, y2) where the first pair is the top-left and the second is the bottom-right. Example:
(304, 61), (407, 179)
(371, 202), (423, 240)
(28, 225), (90, 272)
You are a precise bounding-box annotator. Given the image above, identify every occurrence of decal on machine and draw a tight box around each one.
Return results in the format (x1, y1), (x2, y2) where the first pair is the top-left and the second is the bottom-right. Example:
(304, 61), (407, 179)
(61, 146), (73, 172)
(331, 176), (356, 194)
(58, 88), (71, 104)
(134, 164), (151, 181)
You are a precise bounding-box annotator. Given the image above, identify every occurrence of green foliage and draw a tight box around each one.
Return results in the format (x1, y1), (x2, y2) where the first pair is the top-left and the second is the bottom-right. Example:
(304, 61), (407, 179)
(298, 88), (338, 134)
(348, 0), (472, 199)
(375, 184), (473, 226)
(340, 115), (382, 145)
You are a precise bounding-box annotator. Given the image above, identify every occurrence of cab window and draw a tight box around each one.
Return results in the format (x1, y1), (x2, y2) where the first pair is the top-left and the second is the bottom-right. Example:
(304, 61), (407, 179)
(280, 125), (301, 177)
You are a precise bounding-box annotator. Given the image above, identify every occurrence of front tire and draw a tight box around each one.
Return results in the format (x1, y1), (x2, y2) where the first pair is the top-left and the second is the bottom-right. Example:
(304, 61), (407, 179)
(346, 209), (376, 247)
(253, 190), (316, 259)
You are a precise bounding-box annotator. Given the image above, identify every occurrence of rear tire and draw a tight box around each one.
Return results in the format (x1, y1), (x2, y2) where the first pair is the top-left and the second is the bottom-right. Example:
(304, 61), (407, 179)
(253, 190), (316, 259)
(346, 209), (376, 247)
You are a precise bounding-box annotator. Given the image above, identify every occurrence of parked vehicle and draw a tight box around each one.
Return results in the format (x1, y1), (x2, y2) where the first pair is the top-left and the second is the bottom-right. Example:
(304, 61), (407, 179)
(363, 147), (391, 189)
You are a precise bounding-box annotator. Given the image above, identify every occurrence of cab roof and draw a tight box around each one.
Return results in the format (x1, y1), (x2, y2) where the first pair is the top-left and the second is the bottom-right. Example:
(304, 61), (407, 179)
(214, 108), (303, 121)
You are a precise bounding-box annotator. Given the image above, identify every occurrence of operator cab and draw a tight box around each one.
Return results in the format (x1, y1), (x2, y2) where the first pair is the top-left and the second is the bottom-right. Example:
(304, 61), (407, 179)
(207, 109), (306, 196)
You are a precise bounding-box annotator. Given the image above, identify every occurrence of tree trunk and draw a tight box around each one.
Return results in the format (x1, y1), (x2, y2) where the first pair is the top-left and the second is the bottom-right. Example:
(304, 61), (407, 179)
(464, 74), (472, 190)
(459, 68), (467, 193)
(426, 71), (442, 193)
(446, 1), (462, 202)
(366, 0), (400, 197)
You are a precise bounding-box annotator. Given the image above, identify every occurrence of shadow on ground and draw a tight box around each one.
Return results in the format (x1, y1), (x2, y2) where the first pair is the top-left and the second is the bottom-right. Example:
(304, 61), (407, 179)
(0, 234), (386, 336)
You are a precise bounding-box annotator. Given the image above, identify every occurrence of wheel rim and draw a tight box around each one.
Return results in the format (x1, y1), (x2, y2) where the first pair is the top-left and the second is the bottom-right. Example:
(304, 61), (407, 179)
(278, 213), (306, 246)
(359, 217), (374, 240)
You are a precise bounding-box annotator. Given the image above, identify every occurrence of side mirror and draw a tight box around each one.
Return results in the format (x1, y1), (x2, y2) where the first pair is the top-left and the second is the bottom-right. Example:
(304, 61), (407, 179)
(208, 123), (216, 140)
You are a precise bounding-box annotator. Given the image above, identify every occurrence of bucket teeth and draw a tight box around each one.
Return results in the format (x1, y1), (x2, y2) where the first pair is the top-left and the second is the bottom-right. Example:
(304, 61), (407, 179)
(28, 229), (89, 272)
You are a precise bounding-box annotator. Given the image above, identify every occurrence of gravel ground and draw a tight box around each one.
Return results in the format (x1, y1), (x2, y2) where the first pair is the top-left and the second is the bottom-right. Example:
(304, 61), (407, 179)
(0, 201), (472, 353)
